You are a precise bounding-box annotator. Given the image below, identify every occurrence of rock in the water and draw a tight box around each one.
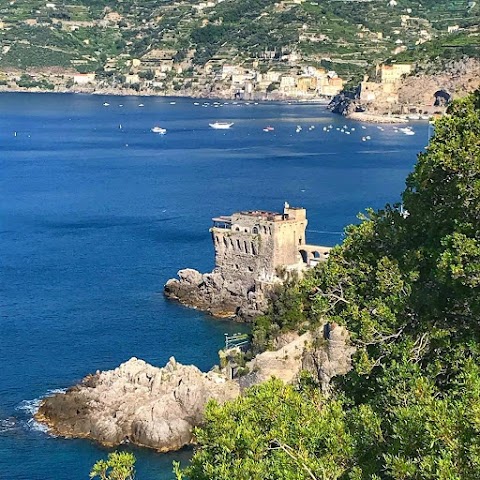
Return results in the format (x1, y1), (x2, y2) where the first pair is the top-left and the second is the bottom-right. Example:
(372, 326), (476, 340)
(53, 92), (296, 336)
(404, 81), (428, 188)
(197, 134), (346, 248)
(164, 268), (266, 320)
(35, 324), (355, 451)
(35, 357), (239, 452)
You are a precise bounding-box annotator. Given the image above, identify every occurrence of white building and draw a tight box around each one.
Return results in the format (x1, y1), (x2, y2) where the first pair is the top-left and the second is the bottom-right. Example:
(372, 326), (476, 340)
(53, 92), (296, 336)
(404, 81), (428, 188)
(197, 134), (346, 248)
(73, 73), (95, 85)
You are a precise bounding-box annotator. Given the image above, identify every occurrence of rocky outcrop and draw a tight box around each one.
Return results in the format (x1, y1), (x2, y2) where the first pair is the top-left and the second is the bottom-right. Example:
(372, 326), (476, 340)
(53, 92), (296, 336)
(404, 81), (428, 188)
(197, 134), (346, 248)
(329, 57), (480, 120)
(35, 324), (355, 451)
(397, 58), (480, 107)
(35, 357), (239, 452)
(328, 92), (356, 116)
(302, 323), (356, 392)
(239, 324), (355, 392)
(164, 268), (268, 320)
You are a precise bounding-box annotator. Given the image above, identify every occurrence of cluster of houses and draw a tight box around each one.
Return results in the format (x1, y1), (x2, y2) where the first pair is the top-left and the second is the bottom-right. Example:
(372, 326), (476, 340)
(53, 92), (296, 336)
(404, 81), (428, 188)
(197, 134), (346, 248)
(0, 56), (346, 100)
(98, 49), (346, 99)
(55, 50), (346, 99)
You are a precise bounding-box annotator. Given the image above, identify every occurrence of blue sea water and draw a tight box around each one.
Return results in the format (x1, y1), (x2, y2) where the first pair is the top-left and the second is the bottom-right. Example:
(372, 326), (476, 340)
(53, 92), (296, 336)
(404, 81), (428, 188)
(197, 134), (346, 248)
(0, 93), (429, 479)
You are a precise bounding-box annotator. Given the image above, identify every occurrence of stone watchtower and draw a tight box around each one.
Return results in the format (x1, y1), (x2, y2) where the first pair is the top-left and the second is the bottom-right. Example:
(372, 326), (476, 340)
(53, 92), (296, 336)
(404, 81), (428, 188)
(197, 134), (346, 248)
(165, 202), (330, 319)
(210, 202), (308, 283)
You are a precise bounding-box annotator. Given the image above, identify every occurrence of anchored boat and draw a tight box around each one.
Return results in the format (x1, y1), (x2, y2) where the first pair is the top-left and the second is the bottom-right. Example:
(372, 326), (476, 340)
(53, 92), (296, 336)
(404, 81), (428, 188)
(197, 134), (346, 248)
(209, 122), (234, 129)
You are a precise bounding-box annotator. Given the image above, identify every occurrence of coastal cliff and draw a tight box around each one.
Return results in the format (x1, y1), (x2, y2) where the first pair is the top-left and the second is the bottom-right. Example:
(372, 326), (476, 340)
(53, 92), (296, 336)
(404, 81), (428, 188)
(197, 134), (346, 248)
(329, 58), (480, 122)
(35, 324), (354, 451)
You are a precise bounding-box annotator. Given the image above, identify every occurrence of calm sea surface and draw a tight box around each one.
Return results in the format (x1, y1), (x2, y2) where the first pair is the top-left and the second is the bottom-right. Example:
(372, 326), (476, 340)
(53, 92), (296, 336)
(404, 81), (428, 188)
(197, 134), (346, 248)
(0, 93), (429, 479)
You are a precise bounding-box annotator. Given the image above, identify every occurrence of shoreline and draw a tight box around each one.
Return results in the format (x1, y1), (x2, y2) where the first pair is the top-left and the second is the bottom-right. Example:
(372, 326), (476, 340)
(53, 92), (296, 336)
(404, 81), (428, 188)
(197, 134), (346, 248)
(0, 85), (332, 105)
(1, 87), (433, 124)
(347, 111), (410, 124)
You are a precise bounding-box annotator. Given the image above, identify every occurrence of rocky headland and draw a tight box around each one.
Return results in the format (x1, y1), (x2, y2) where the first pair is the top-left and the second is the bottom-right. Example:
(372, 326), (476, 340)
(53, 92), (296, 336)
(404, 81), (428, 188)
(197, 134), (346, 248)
(35, 356), (240, 451)
(329, 57), (480, 122)
(164, 268), (267, 320)
(35, 324), (354, 451)
(164, 204), (331, 322)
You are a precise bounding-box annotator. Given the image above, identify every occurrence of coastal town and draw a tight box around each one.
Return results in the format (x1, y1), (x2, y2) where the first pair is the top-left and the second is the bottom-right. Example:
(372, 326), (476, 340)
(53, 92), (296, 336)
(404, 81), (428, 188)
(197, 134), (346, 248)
(0, 56), (348, 100)
(0, 0), (478, 110)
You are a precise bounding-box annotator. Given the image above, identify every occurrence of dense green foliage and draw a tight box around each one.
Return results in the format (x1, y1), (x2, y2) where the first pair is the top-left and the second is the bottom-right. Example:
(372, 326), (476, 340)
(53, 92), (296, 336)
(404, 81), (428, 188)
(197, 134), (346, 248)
(90, 451), (136, 480)
(176, 91), (480, 479)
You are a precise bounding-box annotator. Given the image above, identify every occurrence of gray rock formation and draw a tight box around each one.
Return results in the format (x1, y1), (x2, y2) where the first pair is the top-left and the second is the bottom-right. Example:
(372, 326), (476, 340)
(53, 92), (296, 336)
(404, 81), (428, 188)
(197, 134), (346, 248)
(302, 323), (356, 392)
(328, 92), (357, 116)
(35, 324), (355, 451)
(239, 324), (355, 392)
(35, 357), (239, 451)
(164, 268), (267, 320)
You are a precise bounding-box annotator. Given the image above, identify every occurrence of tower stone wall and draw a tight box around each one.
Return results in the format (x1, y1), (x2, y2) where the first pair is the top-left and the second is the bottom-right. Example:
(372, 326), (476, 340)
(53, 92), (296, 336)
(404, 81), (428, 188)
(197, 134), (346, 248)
(211, 203), (308, 282)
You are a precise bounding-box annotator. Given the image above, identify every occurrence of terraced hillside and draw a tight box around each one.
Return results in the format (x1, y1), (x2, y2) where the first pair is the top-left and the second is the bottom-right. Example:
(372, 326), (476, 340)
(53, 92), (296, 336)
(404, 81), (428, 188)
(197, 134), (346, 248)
(0, 0), (478, 83)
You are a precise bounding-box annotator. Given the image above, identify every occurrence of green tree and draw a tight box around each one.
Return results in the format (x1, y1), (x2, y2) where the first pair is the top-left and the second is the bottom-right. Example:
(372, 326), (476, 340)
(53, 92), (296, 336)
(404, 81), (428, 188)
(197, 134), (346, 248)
(90, 451), (136, 480)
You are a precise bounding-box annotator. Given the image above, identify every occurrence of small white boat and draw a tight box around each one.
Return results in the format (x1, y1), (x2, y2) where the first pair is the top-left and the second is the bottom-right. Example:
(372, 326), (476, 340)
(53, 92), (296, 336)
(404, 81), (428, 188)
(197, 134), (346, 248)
(170, 101), (176, 105)
(408, 114), (420, 120)
(400, 127), (415, 135)
(194, 102), (200, 105)
(103, 102), (110, 106)
(209, 122), (234, 129)
(151, 126), (167, 135)
(138, 103), (144, 107)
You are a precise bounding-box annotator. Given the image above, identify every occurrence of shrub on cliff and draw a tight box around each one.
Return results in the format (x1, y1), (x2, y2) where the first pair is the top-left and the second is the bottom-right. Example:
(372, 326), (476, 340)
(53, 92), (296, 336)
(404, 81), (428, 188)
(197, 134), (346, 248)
(175, 91), (480, 479)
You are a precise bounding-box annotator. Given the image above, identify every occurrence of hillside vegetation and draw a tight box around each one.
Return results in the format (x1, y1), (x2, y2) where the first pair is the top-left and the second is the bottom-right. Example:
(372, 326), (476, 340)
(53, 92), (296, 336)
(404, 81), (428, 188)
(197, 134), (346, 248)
(0, 0), (478, 79)
(175, 91), (480, 479)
